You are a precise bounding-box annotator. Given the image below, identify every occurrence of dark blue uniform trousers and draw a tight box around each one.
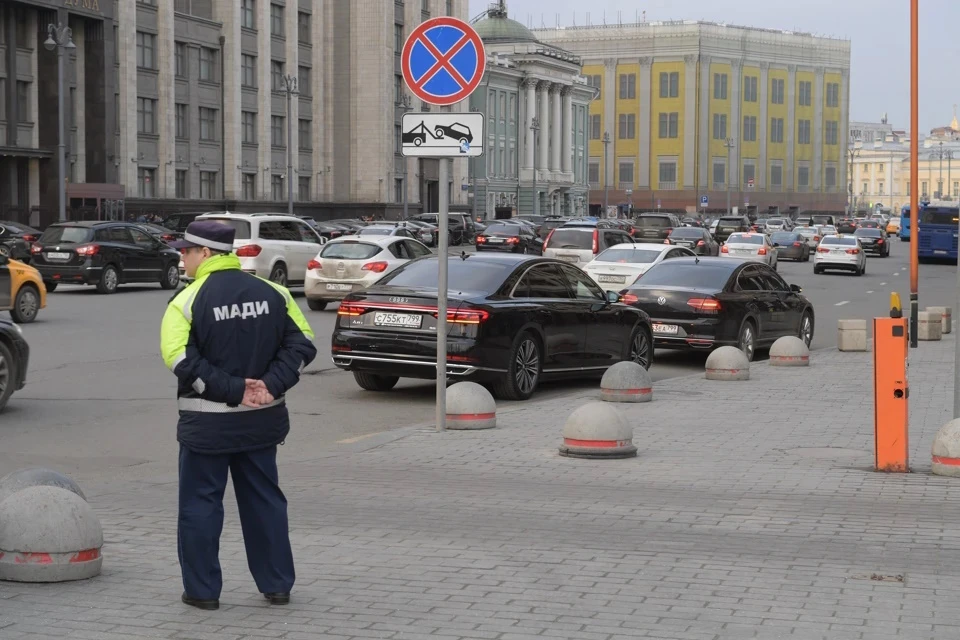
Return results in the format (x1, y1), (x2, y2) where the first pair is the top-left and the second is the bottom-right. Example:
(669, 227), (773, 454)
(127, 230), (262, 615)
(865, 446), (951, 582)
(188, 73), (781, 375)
(178, 445), (295, 600)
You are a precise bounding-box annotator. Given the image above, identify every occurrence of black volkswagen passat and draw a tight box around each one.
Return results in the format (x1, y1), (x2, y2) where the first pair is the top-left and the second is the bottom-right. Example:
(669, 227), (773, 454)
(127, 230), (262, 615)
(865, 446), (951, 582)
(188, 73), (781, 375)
(620, 257), (814, 362)
(475, 223), (544, 255)
(331, 254), (653, 400)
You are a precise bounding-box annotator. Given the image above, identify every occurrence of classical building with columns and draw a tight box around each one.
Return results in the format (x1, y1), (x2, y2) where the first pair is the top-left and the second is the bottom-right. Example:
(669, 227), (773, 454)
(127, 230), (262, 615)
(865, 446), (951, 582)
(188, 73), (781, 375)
(469, 5), (595, 219)
(534, 21), (851, 215)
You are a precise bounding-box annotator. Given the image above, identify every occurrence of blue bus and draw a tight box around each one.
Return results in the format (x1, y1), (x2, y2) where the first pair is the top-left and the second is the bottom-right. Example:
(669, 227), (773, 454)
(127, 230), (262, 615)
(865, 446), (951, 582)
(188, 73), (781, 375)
(917, 204), (959, 261)
(899, 204), (911, 241)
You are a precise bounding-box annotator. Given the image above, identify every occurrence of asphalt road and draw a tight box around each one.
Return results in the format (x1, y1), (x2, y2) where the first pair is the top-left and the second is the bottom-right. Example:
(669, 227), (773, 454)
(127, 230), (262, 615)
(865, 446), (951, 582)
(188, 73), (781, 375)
(0, 238), (954, 485)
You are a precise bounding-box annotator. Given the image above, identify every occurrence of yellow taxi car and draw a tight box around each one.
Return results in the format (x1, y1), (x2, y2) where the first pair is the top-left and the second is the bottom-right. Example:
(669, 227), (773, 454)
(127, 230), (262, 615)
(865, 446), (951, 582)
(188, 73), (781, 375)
(0, 255), (46, 323)
(886, 217), (901, 235)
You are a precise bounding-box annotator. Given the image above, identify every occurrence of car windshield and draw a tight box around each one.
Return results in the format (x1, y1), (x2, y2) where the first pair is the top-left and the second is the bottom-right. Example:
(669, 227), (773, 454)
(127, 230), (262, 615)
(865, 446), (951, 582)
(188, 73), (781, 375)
(635, 216), (671, 228)
(595, 248), (663, 263)
(771, 232), (798, 243)
(669, 228), (704, 239)
(320, 242), (382, 260)
(728, 234), (764, 245)
(359, 227), (396, 235)
(822, 237), (857, 246)
(855, 229), (883, 238)
(200, 218), (251, 240)
(632, 262), (733, 289)
(379, 258), (513, 292)
(39, 226), (94, 244)
(548, 229), (593, 249)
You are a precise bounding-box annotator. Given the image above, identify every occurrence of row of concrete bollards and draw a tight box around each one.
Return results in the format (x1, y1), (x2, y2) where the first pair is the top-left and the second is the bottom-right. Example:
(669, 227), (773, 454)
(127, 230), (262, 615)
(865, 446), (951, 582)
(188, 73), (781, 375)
(839, 307), (952, 352)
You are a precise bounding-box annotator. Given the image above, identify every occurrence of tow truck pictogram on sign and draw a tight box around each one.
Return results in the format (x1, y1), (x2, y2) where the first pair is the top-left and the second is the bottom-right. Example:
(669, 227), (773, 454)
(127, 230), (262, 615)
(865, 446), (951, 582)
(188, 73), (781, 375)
(400, 113), (484, 158)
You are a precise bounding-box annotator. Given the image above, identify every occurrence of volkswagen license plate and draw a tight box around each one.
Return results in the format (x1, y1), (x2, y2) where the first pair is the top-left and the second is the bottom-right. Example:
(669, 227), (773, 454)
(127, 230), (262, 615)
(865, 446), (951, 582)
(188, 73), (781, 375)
(652, 323), (679, 335)
(46, 252), (70, 260)
(597, 274), (626, 283)
(374, 312), (422, 328)
(326, 283), (353, 291)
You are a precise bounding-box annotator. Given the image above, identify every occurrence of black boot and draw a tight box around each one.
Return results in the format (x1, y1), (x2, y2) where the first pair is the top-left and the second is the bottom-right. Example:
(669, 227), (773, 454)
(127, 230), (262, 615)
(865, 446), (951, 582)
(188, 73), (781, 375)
(182, 592), (219, 610)
(263, 592), (290, 605)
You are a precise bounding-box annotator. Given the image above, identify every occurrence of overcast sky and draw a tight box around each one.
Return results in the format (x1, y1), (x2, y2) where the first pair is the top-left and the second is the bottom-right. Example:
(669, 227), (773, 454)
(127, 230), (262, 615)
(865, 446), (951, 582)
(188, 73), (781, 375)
(468, 0), (957, 133)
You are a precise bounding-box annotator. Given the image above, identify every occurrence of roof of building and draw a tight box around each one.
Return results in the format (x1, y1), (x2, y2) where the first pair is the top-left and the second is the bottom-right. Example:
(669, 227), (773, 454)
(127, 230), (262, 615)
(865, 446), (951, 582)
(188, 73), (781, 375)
(472, 3), (539, 44)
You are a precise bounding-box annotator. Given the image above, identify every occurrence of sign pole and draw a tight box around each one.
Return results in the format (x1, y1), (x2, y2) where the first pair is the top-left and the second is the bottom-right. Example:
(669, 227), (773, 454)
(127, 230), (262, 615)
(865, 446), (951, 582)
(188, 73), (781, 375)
(436, 159), (449, 431)
(909, 0), (919, 348)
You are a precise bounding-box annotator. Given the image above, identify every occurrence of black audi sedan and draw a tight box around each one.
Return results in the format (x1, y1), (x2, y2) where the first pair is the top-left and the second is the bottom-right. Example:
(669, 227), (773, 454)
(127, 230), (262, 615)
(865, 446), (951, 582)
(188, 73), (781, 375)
(664, 227), (720, 256)
(620, 257), (814, 362)
(475, 223), (544, 255)
(853, 228), (890, 257)
(30, 221), (182, 293)
(331, 254), (653, 400)
(0, 317), (29, 412)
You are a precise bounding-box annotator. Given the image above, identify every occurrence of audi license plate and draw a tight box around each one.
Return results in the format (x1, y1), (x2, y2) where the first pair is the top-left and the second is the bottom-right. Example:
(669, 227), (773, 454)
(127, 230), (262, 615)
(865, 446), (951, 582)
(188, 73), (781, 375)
(652, 323), (679, 335)
(46, 252), (70, 260)
(597, 274), (626, 283)
(373, 312), (422, 328)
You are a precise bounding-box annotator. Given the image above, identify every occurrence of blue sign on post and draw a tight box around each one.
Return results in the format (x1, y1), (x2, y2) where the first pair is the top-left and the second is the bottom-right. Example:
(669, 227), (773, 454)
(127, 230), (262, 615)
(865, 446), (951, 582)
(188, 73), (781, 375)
(401, 17), (486, 107)
(700, 195), (709, 207)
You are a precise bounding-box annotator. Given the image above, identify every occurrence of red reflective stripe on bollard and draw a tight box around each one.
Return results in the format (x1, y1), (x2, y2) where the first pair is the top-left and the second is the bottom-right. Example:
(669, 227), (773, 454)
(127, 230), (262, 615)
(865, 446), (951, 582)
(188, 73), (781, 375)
(606, 388), (652, 395)
(446, 412), (495, 421)
(563, 438), (630, 448)
(15, 553), (52, 564)
(932, 455), (960, 466)
(70, 549), (100, 563)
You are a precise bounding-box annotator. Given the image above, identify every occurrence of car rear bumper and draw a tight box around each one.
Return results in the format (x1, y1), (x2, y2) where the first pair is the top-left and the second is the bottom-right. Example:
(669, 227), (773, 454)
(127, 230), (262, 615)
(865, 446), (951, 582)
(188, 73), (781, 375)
(648, 317), (738, 351)
(476, 244), (522, 253)
(815, 257), (860, 270)
(304, 274), (376, 301)
(860, 244), (885, 254)
(33, 263), (102, 285)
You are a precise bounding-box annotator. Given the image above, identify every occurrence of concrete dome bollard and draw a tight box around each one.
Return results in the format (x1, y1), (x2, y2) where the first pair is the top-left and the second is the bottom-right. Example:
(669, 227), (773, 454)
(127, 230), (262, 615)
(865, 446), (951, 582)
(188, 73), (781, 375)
(559, 402), (636, 459)
(769, 336), (810, 367)
(0, 486), (103, 582)
(705, 346), (750, 381)
(932, 418), (960, 477)
(918, 311), (943, 341)
(926, 306), (952, 334)
(600, 361), (653, 403)
(0, 468), (87, 507)
(445, 381), (496, 430)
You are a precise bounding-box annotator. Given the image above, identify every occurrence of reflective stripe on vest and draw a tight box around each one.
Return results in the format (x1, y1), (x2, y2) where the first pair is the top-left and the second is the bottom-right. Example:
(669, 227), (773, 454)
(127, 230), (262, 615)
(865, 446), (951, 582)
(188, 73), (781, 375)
(177, 397), (285, 413)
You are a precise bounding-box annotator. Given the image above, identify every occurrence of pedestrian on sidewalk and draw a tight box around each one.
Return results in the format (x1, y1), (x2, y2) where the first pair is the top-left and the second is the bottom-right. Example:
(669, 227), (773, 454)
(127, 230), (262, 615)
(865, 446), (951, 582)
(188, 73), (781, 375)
(160, 220), (317, 611)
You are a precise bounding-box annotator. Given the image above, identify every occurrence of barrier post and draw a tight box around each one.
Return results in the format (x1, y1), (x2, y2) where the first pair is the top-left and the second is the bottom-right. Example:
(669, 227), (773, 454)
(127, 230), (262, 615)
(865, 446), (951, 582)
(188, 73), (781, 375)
(874, 294), (909, 472)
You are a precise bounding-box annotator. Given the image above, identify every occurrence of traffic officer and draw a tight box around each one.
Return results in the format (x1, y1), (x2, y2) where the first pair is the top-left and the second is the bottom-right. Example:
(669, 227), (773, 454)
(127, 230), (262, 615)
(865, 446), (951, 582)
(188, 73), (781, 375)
(160, 220), (317, 611)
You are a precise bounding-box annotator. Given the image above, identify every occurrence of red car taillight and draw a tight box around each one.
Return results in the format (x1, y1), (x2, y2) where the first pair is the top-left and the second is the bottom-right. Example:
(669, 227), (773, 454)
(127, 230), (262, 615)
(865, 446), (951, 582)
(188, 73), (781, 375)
(793, 242), (802, 247)
(757, 247), (767, 255)
(621, 293), (639, 305)
(720, 245), (729, 253)
(846, 248), (860, 255)
(21, 234), (36, 242)
(445, 307), (490, 324)
(476, 235), (487, 244)
(361, 261), (389, 273)
(877, 238), (885, 244)
(75, 244), (99, 256)
(337, 303), (365, 316)
(543, 229), (555, 251)
(817, 247), (831, 253)
(506, 237), (520, 245)
(236, 244), (262, 257)
(307, 259), (321, 270)
(592, 229), (599, 254)
(697, 240), (705, 246)
(687, 298), (722, 313)
(30, 244), (42, 254)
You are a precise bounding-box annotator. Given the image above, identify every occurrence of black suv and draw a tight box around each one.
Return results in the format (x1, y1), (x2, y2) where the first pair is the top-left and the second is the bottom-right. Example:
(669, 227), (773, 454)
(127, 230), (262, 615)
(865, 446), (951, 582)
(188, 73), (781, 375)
(713, 216), (752, 243)
(0, 221), (41, 261)
(30, 221), (182, 293)
(633, 213), (681, 241)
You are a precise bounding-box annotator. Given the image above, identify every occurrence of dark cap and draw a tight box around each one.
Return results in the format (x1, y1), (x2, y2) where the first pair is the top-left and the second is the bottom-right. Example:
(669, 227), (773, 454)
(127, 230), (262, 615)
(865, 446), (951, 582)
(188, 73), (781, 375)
(169, 220), (236, 252)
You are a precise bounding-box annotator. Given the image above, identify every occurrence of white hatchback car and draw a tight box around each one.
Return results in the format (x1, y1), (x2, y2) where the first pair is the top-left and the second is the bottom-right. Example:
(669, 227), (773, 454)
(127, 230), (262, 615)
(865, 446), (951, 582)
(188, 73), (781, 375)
(583, 243), (696, 293)
(813, 235), (867, 276)
(794, 225), (825, 249)
(720, 232), (778, 268)
(304, 235), (432, 310)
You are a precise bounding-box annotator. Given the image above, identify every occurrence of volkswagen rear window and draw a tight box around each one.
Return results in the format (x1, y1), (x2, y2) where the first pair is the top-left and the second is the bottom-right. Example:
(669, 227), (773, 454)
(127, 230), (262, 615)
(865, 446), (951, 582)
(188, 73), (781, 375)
(320, 242), (381, 260)
(631, 263), (733, 289)
(547, 229), (594, 249)
(39, 226), (93, 244)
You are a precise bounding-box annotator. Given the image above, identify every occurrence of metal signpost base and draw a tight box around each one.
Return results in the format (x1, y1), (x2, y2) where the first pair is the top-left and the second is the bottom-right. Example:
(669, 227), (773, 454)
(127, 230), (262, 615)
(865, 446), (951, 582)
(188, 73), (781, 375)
(436, 160), (449, 431)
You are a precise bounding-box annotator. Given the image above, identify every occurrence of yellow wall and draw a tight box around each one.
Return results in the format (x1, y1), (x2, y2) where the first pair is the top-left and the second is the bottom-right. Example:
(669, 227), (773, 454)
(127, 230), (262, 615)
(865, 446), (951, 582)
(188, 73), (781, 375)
(766, 68), (788, 166)
(740, 66), (761, 168)
(614, 62), (640, 183)
(707, 63), (732, 170)
(583, 64), (606, 182)
(648, 61), (686, 187)
(794, 70), (815, 185)
(822, 72), (843, 183)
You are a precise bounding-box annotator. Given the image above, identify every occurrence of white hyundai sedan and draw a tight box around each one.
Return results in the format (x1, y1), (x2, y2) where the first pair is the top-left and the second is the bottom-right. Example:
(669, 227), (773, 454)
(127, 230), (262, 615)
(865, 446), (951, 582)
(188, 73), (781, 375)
(719, 232), (778, 268)
(304, 236), (432, 311)
(583, 243), (696, 292)
(813, 234), (867, 276)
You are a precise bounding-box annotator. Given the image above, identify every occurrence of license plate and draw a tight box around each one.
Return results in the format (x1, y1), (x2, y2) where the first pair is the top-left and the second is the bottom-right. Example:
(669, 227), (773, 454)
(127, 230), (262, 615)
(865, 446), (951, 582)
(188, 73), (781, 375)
(735, 249), (754, 255)
(488, 237), (504, 243)
(597, 274), (626, 283)
(46, 252), (70, 260)
(644, 231), (659, 236)
(653, 323), (679, 335)
(558, 255), (579, 263)
(373, 312), (422, 328)
(326, 283), (353, 291)
(831, 250), (845, 254)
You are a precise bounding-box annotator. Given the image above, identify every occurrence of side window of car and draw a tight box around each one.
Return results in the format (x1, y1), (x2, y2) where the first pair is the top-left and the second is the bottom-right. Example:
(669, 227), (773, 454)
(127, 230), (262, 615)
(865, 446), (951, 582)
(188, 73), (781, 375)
(405, 240), (431, 258)
(294, 222), (323, 244)
(558, 264), (605, 301)
(514, 264), (572, 299)
(759, 267), (791, 292)
(108, 226), (133, 244)
(129, 228), (156, 249)
(391, 241), (410, 259)
(257, 222), (282, 240)
(736, 267), (764, 291)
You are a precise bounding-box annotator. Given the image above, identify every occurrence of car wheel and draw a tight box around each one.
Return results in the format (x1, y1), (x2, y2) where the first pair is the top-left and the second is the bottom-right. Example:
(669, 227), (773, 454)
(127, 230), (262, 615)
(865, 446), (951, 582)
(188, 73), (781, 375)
(799, 311), (814, 347)
(307, 298), (327, 311)
(353, 372), (399, 392)
(160, 263), (180, 290)
(492, 332), (542, 401)
(0, 245), (9, 257)
(9, 285), (39, 323)
(737, 319), (757, 362)
(96, 265), (119, 294)
(0, 340), (15, 413)
(269, 263), (288, 286)
(627, 325), (653, 370)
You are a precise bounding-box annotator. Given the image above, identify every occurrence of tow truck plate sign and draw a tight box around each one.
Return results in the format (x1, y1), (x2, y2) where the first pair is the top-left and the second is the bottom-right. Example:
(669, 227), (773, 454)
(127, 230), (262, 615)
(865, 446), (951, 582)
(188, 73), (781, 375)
(401, 112), (484, 157)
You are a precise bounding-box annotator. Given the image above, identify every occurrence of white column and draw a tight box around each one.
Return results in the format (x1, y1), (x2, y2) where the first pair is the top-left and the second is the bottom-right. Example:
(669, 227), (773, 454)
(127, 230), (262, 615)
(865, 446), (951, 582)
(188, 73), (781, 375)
(524, 78), (536, 170)
(698, 56), (712, 190)
(638, 57), (652, 189)
(117, 0), (138, 196)
(157, 0), (176, 198)
(538, 82), (549, 173)
(786, 64), (796, 190)
(551, 85), (562, 172)
(561, 87), (573, 174)
(813, 67), (824, 191)
(730, 60), (742, 190)
(683, 54), (698, 189)
(758, 62), (769, 189)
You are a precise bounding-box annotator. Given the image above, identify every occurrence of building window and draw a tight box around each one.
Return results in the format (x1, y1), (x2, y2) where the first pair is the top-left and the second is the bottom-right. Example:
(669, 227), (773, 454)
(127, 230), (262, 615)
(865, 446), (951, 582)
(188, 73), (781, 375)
(271, 116), (285, 146)
(295, 65), (311, 96)
(137, 97), (156, 134)
(242, 54), (257, 88)
(395, 74), (403, 104)
(770, 164), (783, 187)
(395, 124), (402, 154)
(618, 161), (633, 187)
(658, 112), (678, 139)
(242, 173), (256, 200)
(658, 161), (677, 187)
(659, 72), (679, 98)
(200, 171), (217, 199)
(770, 117), (784, 143)
(862, 181), (868, 194)
(798, 166), (810, 188)
(922, 181), (928, 196)
(241, 111), (256, 144)
(395, 23), (404, 54)
(588, 161), (600, 185)
(446, 0), (453, 15)
(618, 74), (636, 100)
(298, 12), (311, 43)
(713, 73), (728, 100)
(879, 182), (885, 196)
(298, 119), (311, 150)
(137, 168), (155, 198)
(712, 113), (727, 140)
(825, 166), (837, 189)
(271, 61), (284, 91)
(241, 0), (256, 29)
(175, 42), (187, 78)
(907, 182), (911, 196)
(395, 178), (404, 203)
(175, 103), (188, 138)
(586, 74), (602, 99)
(954, 182), (959, 198)
(298, 176), (310, 201)
(742, 115), (757, 143)
(589, 114), (601, 140)
(825, 121), (839, 145)
(617, 114), (635, 140)
(199, 107), (217, 141)
(771, 78), (785, 105)
(879, 164), (884, 172)
(797, 119), (811, 145)
(743, 76), (758, 102)
(0, 79), (5, 121)
(199, 47), (217, 82)
(136, 32), (156, 70)
(798, 81), (812, 107)
(176, 170), (188, 198)
(16, 81), (28, 121)
(826, 82), (840, 108)
(270, 4), (284, 37)
(271, 175), (283, 200)
(713, 161), (726, 188)
(742, 163), (756, 186)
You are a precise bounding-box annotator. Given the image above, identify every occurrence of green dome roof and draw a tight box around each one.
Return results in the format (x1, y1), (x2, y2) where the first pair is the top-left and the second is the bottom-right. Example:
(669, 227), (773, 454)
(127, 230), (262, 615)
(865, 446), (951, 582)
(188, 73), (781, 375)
(473, 13), (539, 44)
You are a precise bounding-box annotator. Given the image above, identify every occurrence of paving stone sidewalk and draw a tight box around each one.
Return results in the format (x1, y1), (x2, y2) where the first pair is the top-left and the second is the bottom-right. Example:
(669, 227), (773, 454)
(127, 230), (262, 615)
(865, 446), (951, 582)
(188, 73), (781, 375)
(1, 337), (959, 640)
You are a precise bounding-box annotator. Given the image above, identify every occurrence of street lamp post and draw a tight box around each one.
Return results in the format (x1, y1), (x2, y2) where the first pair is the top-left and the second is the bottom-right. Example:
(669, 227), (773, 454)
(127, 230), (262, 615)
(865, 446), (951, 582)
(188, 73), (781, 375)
(280, 74), (298, 216)
(939, 141), (945, 198)
(530, 117), (540, 216)
(44, 23), (75, 223)
(602, 131), (611, 216)
(723, 138), (736, 215)
(400, 95), (413, 219)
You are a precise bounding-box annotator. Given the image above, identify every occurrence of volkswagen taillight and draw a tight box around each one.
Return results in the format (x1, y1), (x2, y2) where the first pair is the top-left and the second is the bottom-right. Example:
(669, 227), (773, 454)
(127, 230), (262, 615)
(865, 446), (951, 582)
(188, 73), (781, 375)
(30, 244), (42, 254)
(620, 293), (639, 305)
(687, 297), (722, 313)
(236, 244), (262, 257)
